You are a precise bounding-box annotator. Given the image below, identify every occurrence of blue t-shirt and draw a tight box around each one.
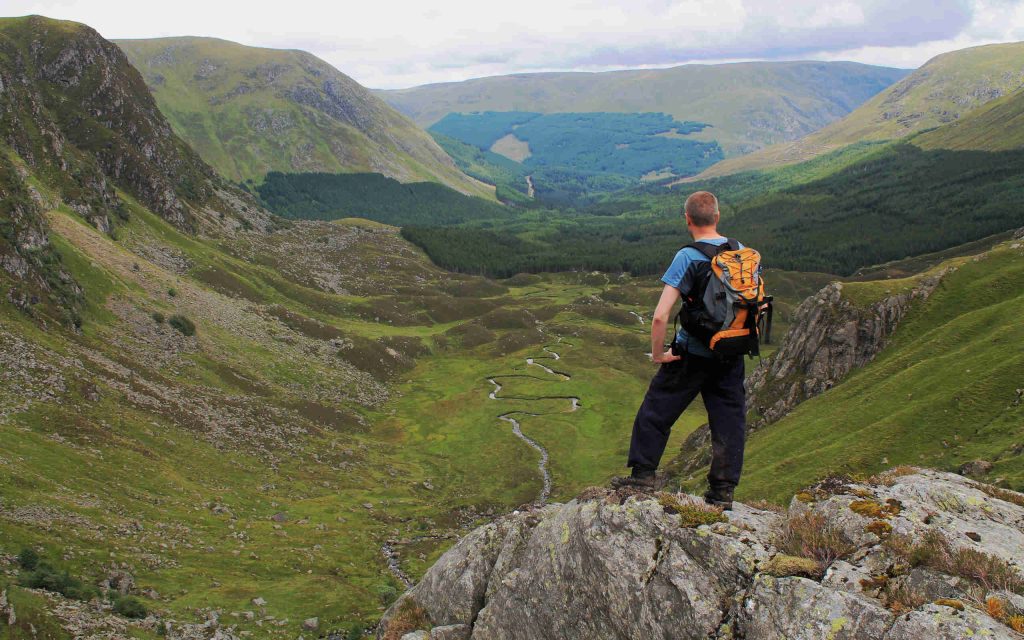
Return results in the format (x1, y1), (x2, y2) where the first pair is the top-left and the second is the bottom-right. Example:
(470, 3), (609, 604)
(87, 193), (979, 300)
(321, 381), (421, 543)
(661, 237), (738, 358)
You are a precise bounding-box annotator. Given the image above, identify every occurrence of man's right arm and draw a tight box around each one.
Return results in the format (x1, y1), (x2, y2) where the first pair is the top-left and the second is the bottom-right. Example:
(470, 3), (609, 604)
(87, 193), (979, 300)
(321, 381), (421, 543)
(651, 284), (682, 364)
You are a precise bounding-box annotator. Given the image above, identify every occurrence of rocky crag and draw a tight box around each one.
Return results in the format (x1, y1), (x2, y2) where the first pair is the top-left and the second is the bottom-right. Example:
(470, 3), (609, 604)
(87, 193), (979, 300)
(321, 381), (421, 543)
(670, 269), (946, 479)
(0, 16), (271, 323)
(377, 468), (1024, 639)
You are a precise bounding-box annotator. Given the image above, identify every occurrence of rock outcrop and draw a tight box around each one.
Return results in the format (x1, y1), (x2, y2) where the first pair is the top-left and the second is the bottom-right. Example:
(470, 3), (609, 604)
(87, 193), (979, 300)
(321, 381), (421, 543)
(670, 272), (945, 478)
(377, 469), (1024, 639)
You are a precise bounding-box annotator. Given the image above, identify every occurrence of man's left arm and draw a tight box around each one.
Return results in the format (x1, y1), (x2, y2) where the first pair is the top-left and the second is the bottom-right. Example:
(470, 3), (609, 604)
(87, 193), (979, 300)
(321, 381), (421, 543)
(651, 284), (682, 364)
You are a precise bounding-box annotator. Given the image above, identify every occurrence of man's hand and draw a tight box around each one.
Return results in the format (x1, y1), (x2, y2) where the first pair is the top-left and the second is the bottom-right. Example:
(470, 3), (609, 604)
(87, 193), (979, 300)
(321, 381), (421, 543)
(652, 350), (682, 364)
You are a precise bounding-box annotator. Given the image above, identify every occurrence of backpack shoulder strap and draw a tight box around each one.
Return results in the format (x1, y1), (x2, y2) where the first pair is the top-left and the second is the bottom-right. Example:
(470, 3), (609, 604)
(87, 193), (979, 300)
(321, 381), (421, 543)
(725, 238), (740, 251)
(685, 242), (724, 260)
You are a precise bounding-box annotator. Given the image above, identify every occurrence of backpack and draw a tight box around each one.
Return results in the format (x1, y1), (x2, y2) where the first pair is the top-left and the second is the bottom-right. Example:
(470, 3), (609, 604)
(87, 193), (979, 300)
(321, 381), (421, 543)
(675, 239), (773, 358)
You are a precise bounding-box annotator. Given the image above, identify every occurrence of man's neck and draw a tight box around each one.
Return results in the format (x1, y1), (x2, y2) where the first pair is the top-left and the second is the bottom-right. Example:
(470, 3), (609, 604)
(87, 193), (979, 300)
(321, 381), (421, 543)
(691, 228), (724, 242)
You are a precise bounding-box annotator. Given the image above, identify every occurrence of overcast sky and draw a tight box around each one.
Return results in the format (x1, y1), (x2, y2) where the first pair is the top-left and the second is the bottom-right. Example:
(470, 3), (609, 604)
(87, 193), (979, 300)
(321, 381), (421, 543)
(7, 0), (1024, 89)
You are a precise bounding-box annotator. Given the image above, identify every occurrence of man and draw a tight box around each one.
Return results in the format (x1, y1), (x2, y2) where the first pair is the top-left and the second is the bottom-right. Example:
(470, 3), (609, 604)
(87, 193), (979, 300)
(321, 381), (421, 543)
(611, 191), (746, 510)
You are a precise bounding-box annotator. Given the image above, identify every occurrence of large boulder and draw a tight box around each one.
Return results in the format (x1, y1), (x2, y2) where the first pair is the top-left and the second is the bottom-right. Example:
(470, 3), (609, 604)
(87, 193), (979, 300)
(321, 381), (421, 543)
(378, 470), (1024, 640)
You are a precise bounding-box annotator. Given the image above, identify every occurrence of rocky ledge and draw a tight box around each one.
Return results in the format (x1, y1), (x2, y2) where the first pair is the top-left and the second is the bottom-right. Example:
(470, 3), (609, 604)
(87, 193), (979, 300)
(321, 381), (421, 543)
(377, 469), (1024, 640)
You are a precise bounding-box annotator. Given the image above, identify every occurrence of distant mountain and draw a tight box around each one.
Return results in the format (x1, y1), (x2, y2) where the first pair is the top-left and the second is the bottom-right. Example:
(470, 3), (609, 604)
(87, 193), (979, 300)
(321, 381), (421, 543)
(116, 37), (494, 198)
(377, 62), (909, 157)
(698, 42), (1024, 177)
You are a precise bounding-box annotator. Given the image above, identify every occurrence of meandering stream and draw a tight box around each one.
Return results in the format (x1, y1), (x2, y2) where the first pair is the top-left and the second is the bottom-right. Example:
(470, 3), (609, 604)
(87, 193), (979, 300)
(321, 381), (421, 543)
(486, 340), (580, 506)
(382, 339), (581, 586)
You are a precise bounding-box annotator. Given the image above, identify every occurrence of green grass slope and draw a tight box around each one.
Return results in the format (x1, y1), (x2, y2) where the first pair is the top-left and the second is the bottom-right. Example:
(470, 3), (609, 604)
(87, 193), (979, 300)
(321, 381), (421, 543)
(377, 61), (907, 157)
(115, 36), (494, 199)
(724, 239), (1024, 503)
(700, 41), (1024, 177)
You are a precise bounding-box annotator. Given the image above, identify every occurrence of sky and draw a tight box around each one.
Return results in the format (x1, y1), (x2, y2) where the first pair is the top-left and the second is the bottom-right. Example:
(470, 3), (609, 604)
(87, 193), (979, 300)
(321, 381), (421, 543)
(7, 0), (1024, 89)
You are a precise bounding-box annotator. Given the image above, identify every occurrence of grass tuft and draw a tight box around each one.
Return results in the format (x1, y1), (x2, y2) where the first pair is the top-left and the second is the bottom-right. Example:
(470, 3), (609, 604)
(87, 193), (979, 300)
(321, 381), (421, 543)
(987, 595), (1008, 621)
(1009, 615), (1024, 633)
(886, 530), (1024, 595)
(934, 598), (965, 611)
(865, 466), (919, 486)
(656, 493), (727, 527)
(971, 482), (1024, 509)
(865, 520), (893, 537)
(776, 511), (855, 565)
(382, 599), (430, 640)
(761, 554), (823, 579)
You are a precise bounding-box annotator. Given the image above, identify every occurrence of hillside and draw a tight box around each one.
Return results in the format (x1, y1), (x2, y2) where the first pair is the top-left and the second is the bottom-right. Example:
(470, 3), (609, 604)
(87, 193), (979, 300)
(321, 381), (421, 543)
(115, 36), (494, 198)
(915, 87), (1024, 151)
(378, 61), (908, 157)
(699, 41), (1024, 177)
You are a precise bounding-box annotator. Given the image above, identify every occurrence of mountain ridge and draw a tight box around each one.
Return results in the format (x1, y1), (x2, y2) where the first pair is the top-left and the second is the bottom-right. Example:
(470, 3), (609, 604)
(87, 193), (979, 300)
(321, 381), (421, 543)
(697, 41), (1024, 178)
(115, 35), (495, 198)
(377, 61), (909, 157)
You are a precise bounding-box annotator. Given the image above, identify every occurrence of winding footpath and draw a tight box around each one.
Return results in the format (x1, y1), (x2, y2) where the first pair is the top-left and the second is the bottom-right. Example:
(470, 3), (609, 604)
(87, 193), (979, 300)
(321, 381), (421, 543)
(486, 339), (580, 506)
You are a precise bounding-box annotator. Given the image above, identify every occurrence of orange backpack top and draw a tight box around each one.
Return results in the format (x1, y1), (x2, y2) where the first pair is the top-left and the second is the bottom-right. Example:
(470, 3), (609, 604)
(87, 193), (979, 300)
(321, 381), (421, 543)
(677, 240), (773, 358)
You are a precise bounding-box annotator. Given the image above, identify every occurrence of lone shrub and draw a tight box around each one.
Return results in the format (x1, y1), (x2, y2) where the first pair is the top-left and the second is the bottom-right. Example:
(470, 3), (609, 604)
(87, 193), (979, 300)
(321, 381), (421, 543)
(20, 562), (96, 601)
(152, 311), (165, 324)
(17, 547), (39, 570)
(112, 595), (148, 619)
(167, 287), (177, 297)
(168, 315), (196, 337)
(377, 583), (399, 606)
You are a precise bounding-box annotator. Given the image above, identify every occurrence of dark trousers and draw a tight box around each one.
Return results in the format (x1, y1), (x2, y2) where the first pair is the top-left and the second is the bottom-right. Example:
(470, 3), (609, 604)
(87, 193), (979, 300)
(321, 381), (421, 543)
(627, 355), (746, 490)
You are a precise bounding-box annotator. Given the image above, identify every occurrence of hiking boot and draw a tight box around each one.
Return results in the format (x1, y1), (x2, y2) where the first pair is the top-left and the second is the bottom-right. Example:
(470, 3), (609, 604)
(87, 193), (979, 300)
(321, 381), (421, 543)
(610, 470), (658, 491)
(704, 487), (734, 511)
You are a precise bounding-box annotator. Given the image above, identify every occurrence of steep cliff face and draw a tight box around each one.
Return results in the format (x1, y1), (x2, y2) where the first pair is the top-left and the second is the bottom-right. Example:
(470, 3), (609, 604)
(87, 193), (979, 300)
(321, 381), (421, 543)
(377, 470), (1024, 640)
(746, 273), (946, 426)
(0, 16), (272, 323)
(0, 155), (82, 321)
(668, 271), (946, 478)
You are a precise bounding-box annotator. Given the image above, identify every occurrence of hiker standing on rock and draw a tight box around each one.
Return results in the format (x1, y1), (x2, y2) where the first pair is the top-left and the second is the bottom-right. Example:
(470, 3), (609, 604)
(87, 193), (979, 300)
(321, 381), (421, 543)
(612, 191), (771, 510)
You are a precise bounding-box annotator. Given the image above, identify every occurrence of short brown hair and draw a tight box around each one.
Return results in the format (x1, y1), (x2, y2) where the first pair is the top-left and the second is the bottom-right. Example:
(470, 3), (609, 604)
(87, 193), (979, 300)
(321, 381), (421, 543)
(684, 191), (719, 227)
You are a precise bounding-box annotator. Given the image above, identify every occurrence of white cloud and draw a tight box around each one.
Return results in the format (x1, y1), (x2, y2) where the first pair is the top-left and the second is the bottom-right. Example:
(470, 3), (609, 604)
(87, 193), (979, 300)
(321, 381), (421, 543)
(4, 0), (1022, 87)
